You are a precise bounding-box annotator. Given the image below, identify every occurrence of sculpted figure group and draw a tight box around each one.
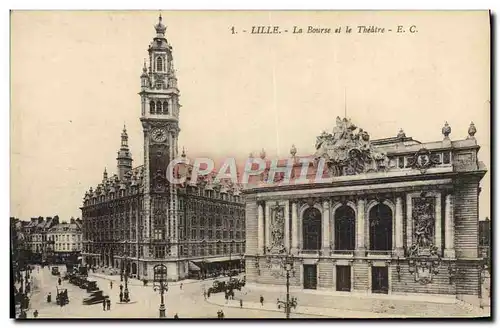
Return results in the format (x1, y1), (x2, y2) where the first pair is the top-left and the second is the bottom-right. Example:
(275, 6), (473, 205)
(314, 116), (389, 176)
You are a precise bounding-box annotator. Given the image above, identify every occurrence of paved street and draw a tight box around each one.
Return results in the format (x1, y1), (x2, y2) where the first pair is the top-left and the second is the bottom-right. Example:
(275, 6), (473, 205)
(25, 265), (321, 318)
(23, 265), (489, 319)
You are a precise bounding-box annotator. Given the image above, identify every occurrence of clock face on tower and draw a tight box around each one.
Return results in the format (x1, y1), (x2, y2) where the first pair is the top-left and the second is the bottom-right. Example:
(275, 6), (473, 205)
(151, 127), (168, 143)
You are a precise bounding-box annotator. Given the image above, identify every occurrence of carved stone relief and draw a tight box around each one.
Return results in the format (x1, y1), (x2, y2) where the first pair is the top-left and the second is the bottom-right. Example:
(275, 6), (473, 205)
(269, 205), (286, 252)
(409, 196), (437, 257)
(314, 117), (389, 176)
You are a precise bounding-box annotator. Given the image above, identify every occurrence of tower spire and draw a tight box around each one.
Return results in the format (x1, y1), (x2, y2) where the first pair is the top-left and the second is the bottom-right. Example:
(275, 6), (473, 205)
(154, 12), (167, 36)
(117, 125), (133, 180)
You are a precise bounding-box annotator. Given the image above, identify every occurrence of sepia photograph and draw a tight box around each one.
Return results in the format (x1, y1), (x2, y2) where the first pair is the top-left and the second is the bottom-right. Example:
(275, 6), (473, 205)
(9, 10), (491, 319)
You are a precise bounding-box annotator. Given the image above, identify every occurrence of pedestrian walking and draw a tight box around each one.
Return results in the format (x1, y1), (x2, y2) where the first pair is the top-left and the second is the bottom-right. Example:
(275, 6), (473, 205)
(33, 310), (38, 318)
(106, 298), (111, 311)
(174, 313), (179, 319)
(224, 292), (228, 304)
(119, 291), (123, 303)
(260, 295), (264, 306)
(47, 293), (51, 303)
(58, 278), (61, 286)
(180, 283), (183, 290)
(240, 299), (243, 308)
(203, 290), (207, 300)
(102, 299), (106, 311)
(110, 281), (113, 289)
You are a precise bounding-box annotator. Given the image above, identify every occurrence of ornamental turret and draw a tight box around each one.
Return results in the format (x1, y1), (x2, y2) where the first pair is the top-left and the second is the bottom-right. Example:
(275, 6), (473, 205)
(117, 125), (133, 180)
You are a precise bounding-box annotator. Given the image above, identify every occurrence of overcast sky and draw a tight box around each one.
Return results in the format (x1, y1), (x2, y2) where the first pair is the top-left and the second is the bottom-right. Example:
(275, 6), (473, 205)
(11, 10), (490, 221)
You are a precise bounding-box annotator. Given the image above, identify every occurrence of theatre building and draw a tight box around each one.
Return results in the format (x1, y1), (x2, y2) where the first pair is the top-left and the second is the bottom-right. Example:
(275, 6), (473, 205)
(81, 16), (245, 281)
(243, 117), (487, 299)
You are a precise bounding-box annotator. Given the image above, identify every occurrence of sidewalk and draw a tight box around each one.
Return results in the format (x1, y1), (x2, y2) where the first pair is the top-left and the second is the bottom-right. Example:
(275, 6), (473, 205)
(206, 293), (417, 318)
(207, 292), (487, 318)
(244, 283), (457, 304)
(209, 284), (489, 318)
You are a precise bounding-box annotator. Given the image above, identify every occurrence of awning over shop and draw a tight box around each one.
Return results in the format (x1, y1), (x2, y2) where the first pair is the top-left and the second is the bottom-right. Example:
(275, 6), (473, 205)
(188, 261), (201, 271)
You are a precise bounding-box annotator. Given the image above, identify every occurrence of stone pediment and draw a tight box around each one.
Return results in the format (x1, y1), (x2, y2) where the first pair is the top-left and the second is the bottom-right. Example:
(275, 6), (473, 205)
(314, 117), (389, 176)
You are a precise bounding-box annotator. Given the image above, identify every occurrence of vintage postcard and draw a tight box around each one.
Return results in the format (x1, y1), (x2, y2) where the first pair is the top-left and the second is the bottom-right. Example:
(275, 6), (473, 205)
(10, 10), (491, 319)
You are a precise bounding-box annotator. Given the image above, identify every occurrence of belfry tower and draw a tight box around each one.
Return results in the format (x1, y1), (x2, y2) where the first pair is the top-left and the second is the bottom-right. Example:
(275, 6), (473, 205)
(139, 15), (181, 278)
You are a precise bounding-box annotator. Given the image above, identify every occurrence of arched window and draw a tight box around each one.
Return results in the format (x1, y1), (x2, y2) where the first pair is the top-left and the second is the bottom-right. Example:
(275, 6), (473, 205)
(150, 101), (156, 114)
(302, 207), (322, 250)
(369, 203), (393, 251)
(163, 101), (169, 114)
(334, 205), (355, 251)
(156, 101), (162, 113)
(156, 57), (163, 71)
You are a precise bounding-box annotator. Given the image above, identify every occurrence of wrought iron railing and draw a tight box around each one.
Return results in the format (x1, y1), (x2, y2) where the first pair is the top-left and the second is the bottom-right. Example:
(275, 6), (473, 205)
(366, 250), (393, 256)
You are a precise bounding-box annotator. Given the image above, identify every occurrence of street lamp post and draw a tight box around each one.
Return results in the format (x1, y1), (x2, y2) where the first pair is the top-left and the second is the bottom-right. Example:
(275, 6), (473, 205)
(153, 264), (169, 318)
(266, 247), (298, 319)
(239, 253), (245, 274)
(119, 240), (131, 303)
(229, 240), (235, 278)
(201, 240), (207, 279)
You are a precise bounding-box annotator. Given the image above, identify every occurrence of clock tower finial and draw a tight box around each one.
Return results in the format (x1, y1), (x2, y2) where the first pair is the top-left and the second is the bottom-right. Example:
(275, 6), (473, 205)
(117, 125), (132, 180)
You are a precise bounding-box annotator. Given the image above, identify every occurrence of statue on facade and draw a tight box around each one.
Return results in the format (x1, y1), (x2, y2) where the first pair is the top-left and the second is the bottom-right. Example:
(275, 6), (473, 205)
(314, 117), (389, 176)
(270, 207), (285, 251)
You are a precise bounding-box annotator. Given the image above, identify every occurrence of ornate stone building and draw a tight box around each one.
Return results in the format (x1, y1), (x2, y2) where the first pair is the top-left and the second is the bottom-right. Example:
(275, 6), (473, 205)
(81, 16), (245, 281)
(46, 218), (83, 263)
(244, 117), (487, 298)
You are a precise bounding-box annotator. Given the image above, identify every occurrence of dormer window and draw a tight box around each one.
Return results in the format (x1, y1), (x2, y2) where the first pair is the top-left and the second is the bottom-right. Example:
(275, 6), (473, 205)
(156, 57), (163, 72)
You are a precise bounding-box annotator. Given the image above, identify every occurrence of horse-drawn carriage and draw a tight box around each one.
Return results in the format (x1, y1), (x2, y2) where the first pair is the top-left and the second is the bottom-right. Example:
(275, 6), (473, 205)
(56, 287), (69, 306)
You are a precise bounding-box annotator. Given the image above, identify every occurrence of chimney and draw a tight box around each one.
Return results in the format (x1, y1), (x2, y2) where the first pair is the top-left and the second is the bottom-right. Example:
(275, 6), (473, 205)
(38, 217), (45, 223)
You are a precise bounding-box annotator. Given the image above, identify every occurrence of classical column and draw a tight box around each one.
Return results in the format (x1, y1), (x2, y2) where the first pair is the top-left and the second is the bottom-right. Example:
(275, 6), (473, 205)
(265, 202), (270, 250)
(257, 203), (264, 254)
(435, 193), (442, 254)
(356, 199), (365, 256)
(330, 203), (335, 251)
(394, 196), (404, 256)
(284, 201), (290, 250)
(291, 202), (298, 254)
(406, 193), (413, 250)
(322, 200), (330, 253)
(444, 193), (455, 258)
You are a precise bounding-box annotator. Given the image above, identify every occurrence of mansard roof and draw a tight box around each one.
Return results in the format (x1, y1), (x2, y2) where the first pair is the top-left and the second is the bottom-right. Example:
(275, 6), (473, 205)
(84, 165), (145, 203)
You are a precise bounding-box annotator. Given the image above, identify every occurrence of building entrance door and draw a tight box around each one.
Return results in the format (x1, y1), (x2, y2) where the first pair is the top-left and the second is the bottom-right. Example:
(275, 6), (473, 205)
(303, 264), (317, 289)
(336, 266), (351, 291)
(371, 266), (389, 294)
